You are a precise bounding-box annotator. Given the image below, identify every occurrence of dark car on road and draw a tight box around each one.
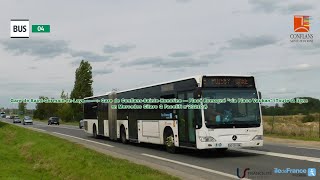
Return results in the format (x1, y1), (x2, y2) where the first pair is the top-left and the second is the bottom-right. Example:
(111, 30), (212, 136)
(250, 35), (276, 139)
(48, 117), (60, 125)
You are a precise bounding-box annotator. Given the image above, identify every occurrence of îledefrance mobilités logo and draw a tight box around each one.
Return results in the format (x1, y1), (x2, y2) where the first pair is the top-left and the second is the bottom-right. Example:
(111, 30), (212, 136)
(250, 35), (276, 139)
(290, 15), (313, 43)
(274, 167), (317, 177)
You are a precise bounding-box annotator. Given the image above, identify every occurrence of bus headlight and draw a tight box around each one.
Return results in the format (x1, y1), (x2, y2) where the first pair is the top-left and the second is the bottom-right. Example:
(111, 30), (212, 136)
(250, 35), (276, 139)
(252, 135), (263, 140)
(199, 136), (216, 142)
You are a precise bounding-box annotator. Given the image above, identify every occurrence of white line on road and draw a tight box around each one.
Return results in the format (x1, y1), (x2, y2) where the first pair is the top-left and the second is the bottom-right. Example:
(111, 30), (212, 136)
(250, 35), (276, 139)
(234, 149), (320, 162)
(287, 146), (320, 151)
(141, 153), (247, 180)
(52, 132), (114, 148)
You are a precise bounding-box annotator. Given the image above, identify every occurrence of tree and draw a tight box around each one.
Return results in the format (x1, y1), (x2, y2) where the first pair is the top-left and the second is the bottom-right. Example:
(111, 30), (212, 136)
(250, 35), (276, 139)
(262, 97), (320, 115)
(33, 96), (58, 120)
(18, 102), (27, 115)
(57, 90), (73, 122)
(70, 60), (93, 121)
(283, 97), (320, 115)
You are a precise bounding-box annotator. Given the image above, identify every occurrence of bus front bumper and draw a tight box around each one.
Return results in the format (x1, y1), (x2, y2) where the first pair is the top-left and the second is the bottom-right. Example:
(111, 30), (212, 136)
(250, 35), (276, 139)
(196, 140), (263, 149)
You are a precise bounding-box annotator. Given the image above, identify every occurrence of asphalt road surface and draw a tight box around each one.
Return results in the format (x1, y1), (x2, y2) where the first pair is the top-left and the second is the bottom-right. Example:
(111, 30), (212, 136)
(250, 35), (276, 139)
(1, 118), (319, 180)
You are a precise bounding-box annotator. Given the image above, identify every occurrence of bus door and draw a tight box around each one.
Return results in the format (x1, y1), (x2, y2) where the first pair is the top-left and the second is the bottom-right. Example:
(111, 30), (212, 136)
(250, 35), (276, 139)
(97, 102), (104, 135)
(128, 109), (138, 140)
(177, 92), (196, 147)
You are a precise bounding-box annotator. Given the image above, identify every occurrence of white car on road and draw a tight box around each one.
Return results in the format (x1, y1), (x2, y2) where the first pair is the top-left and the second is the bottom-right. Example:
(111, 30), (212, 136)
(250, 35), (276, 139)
(23, 116), (33, 125)
(13, 116), (21, 123)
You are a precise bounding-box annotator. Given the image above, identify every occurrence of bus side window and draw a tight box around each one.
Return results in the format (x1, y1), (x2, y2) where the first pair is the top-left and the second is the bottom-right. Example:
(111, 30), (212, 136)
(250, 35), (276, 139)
(160, 94), (175, 120)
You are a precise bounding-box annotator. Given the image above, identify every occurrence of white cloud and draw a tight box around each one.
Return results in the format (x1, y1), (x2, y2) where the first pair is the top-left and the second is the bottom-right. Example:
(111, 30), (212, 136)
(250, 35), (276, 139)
(294, 64), (311, 70)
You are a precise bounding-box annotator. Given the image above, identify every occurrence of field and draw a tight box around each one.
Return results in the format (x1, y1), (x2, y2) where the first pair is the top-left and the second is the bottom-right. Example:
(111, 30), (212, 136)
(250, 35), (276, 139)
(263, 114), (320, 141)
(0, 121), (178, 180)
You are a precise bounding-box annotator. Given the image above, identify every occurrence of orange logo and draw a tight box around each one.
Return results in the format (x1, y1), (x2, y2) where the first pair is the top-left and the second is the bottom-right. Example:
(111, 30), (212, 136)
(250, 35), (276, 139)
(294, 15), (310, 32)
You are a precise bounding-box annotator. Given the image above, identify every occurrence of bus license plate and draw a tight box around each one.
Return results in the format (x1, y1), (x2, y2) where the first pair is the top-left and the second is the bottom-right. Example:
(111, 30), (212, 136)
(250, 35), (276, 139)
(228, 143), (241, 147)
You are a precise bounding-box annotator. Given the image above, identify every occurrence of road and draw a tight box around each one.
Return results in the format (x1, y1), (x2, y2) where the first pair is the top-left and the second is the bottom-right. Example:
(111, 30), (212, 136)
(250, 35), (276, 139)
(1, 118), (319, 180)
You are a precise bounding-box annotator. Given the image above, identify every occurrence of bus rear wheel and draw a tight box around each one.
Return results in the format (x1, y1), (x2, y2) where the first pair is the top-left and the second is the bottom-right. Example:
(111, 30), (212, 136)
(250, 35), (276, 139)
(120, 126), (127, 144)
(93, 125), (98, 139)
(164, 130), (176, 153)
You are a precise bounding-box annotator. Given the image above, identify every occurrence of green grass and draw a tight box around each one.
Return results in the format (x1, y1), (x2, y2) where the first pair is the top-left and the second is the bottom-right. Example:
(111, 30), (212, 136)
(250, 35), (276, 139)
(0, 122), (179, 180)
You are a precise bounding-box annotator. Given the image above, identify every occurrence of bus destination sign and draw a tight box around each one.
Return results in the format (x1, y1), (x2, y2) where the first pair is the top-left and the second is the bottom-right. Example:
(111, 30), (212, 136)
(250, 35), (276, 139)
(202, 76), (255, 88)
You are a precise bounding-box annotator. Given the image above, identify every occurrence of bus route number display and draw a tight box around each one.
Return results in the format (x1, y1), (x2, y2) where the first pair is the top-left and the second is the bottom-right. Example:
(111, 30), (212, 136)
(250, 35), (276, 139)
(202, 77), (255, 88)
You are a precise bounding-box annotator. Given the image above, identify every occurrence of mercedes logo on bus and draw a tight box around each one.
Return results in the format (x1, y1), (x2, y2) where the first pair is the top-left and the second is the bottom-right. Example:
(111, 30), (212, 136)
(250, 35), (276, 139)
(232, 135), (237, 141)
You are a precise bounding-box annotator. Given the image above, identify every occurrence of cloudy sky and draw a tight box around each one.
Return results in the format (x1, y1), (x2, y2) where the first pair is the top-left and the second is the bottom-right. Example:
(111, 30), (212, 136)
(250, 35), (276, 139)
(0, 0), (320, 109)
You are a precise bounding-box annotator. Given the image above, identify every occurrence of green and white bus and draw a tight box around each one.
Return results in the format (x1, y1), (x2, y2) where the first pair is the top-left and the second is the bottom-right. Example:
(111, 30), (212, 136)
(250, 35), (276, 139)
(83, 75), (263, 153)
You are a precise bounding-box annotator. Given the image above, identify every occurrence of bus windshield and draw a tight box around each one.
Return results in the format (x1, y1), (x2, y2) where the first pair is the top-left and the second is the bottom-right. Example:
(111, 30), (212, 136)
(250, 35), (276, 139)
(202, 89), (261, 128)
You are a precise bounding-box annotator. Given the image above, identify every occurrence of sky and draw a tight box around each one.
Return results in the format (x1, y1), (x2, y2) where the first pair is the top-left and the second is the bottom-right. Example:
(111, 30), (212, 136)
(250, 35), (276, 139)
(0, 0), (320, 109)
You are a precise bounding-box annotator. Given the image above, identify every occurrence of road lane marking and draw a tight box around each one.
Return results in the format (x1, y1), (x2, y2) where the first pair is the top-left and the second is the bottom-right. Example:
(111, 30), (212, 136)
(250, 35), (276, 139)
(287, 146), (320, 151)
(141, 153), (247, 180)
(52, 132), (114, 147)
(234, 149), (320, 162)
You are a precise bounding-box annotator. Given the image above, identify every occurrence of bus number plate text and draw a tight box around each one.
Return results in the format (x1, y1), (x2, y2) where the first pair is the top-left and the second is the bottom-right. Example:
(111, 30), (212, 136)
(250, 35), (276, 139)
(228, 143), (241, 147)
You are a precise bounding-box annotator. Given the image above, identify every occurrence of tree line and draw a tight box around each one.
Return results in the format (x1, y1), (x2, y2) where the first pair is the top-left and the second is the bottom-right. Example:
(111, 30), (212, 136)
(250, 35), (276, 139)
(261, 97), (320, 116)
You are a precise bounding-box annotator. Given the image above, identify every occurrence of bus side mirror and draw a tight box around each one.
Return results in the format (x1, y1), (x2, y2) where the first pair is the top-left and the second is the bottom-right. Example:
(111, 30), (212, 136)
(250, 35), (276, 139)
(194, 87), (202, 98)
(258, 91), (262, 99)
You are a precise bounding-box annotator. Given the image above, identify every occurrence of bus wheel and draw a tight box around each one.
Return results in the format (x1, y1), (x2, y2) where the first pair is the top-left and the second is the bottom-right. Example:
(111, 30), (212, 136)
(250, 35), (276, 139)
(93, 124), (98, 139)
(164, 130), (176, 153)
(120, 126), (127, 144)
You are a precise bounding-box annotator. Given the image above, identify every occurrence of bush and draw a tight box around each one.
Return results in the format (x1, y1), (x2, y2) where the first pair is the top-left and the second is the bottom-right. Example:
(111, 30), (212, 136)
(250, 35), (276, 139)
(302, 114), (315, 123)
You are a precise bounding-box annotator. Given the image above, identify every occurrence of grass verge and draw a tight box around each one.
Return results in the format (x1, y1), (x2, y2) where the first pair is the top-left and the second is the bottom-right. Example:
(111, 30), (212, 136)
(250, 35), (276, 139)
(263, 115), (320, 141)
(0, 121), (179, 180)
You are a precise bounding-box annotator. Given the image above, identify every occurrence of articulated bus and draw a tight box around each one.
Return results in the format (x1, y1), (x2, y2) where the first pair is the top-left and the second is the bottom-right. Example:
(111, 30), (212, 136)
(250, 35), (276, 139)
(83, 75), (263, 153)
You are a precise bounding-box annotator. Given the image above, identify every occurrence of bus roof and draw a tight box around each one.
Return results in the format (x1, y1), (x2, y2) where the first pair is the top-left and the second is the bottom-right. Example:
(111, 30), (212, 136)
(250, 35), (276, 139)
(115, 74), (253, 94)
(84, 74), (254, 99)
